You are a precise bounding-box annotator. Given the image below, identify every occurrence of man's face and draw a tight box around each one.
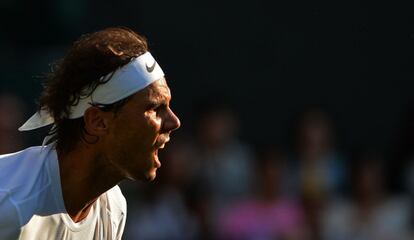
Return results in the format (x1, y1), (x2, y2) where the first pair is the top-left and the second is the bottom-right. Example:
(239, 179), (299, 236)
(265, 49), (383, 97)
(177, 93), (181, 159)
(104, 78), (180, 181)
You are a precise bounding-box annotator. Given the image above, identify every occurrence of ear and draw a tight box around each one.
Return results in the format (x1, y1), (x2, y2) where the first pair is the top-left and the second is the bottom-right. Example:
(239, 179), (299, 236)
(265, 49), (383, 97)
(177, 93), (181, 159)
(83, 107), (113, 136)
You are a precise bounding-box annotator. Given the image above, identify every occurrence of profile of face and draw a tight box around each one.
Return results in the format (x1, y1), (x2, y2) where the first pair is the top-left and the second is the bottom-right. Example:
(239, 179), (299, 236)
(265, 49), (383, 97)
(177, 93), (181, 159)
(103, 78), (181, 182)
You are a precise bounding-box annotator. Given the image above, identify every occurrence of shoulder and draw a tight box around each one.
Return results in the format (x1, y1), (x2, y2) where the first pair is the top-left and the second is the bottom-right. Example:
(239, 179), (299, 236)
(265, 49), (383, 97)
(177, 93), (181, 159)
(0, 146), (45, 167)
(0, 145), (57, 225)
(0, 145), (53, 191)
(0, 146), (48, 191)
(0, 146), (50, 172)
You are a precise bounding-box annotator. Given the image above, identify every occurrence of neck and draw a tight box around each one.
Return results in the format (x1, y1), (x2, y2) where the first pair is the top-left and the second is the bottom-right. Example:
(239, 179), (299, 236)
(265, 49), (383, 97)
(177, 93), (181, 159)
(57, 144), (123, 222)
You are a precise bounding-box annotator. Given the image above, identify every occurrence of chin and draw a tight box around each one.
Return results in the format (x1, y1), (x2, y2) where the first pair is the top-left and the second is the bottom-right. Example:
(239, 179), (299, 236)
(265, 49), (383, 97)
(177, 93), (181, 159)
(143, 168), (158, 182)
(145, 175), (157, 182)
(126, 168), (157, 182)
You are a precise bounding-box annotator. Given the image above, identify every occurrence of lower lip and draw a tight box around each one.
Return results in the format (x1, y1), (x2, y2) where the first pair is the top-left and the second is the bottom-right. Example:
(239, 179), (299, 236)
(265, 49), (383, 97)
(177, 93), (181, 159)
(154, 149), (161, 168)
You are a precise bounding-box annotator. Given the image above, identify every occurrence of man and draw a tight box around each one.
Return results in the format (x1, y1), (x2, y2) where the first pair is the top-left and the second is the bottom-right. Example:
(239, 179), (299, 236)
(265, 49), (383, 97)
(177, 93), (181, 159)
(0, 27), (181, 239)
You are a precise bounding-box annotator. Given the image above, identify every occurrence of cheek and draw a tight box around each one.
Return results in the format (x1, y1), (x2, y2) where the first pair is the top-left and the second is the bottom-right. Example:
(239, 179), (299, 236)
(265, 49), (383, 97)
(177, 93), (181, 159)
(148, 117), (162, 131)
(126, 115), (162, 148)
(144, 112), (162, 133)
(111, 111), (162, 149)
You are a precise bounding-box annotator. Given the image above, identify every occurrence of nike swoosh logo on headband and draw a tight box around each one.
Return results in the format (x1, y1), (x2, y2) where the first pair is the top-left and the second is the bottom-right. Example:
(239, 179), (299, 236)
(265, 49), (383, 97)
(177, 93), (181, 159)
(146, 61), (157, 73)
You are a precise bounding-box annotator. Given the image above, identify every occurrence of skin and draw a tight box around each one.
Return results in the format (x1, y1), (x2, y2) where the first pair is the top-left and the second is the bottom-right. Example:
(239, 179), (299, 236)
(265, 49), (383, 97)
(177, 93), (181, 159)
(57, 78), (181, 222)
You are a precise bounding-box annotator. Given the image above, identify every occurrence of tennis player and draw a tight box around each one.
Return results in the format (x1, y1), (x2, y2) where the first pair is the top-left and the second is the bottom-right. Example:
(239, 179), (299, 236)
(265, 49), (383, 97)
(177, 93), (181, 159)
(0, 27), (180, 239)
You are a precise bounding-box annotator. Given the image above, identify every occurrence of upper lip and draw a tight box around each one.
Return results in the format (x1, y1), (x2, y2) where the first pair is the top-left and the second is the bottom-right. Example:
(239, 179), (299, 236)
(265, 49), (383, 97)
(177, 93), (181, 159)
(156, 136), (170, 149)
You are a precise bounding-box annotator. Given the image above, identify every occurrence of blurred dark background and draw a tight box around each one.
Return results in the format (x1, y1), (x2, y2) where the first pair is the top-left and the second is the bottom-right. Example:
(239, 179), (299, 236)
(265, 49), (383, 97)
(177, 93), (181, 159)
(1, 1), (414, 239)
(2, 1), (414, 150)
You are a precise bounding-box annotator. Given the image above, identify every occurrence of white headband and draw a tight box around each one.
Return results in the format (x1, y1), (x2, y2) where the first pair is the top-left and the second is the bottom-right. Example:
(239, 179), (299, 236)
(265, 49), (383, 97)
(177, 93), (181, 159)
(19, 52), (164, 131)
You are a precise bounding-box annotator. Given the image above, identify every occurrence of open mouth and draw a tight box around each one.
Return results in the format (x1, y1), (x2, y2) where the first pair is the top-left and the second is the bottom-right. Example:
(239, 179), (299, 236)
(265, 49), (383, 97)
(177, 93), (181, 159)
(153, 137), (169, 168)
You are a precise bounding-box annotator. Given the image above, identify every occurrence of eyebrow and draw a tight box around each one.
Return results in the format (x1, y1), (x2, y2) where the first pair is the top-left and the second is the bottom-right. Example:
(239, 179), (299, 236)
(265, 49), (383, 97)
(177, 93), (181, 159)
(149, 85), (171, 102)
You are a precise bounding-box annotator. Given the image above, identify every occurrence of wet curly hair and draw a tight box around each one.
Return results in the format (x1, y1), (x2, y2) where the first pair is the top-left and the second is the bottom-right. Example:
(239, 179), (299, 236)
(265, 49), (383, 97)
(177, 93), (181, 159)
(38, 27), (149, 153)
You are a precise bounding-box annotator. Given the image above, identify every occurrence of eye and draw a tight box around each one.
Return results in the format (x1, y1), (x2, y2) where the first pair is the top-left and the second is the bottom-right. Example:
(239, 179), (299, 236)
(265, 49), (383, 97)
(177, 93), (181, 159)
(147, 104), (165, 116)
(154, 106), (162, 112)
(155, 104), (168, 112)
(147, 101), (168, 114)
(147, 103), (160, 111)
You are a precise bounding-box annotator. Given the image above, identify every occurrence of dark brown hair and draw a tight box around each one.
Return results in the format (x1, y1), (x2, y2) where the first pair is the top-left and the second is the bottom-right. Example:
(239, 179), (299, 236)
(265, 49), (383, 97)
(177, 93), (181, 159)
(39, 27), (148, 153)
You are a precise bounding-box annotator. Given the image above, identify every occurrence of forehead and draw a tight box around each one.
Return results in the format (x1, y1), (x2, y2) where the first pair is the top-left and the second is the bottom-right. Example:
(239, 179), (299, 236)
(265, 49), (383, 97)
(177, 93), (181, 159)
(129, 77), (171, 105)
(147, 78), (171, 99)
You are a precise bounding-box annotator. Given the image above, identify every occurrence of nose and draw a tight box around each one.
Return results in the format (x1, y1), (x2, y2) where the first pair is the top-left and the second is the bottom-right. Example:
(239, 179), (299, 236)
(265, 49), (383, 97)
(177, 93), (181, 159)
(163, 107), (181, 132)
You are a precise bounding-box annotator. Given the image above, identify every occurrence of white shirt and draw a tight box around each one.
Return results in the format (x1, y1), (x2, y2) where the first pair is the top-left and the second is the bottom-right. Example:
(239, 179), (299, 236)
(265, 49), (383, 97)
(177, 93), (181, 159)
(0, 145), (127, 240)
